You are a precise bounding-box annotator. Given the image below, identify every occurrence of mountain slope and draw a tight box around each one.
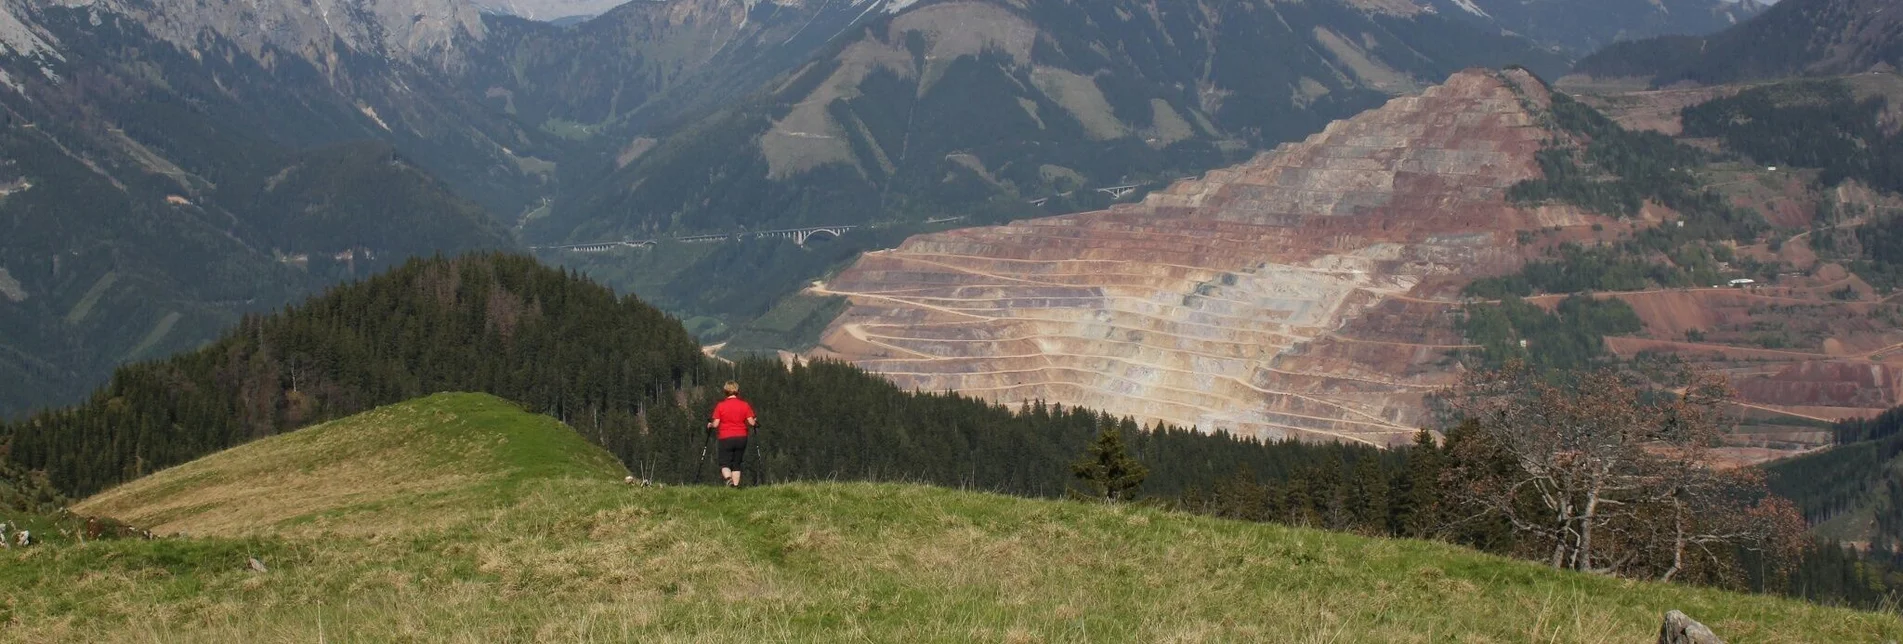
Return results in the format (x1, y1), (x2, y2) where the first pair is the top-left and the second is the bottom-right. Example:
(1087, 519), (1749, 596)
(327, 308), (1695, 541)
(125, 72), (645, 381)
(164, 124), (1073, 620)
(0, 0), (544, 417)
(74, 392), (627, 536)
(0, 127), (515, 420)
(0, 0), (938, 413)
(5, 0), (564, 217)
(463, 0), (902, 139)
(1572, 0), (1903, 86)
(1426, 0), (1766, 56)
(471, 0), (629, 22)
(12, 476), (1894, 639)
(1767, 404), (1903, 546)
(535, 0), (1574, 243)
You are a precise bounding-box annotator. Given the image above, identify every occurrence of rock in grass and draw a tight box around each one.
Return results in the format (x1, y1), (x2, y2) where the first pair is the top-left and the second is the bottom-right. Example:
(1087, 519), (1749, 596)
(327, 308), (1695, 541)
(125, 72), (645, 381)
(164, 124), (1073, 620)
(248, 557), (269, 573)
(1659, 610), (1724, 644)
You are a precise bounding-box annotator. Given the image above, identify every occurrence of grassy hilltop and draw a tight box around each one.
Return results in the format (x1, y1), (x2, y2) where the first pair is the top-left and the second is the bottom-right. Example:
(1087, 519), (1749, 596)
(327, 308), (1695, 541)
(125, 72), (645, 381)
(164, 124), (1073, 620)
(2, 393), (1896, 642)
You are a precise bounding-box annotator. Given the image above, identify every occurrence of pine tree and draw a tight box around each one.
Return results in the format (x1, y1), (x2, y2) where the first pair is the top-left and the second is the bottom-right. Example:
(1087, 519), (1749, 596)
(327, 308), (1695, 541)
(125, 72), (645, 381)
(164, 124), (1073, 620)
(1390, 429), (1444, 538)
(1071, 422), (1149, 502)
(1347, 455), (1389, 534)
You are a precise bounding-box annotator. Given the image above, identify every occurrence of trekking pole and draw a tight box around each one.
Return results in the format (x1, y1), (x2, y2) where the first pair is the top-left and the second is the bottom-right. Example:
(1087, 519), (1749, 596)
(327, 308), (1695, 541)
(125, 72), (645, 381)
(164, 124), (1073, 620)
(750, 423), (764, 487)
(695, 428), (713, 485)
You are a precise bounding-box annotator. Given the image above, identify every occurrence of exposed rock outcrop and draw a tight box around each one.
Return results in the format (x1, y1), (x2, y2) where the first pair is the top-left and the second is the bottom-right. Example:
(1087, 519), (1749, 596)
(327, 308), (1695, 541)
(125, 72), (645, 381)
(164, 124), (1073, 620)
(814, 68), (1593, 445)
(49, 0), (485, 70)
(1658, 610), (1725, 644)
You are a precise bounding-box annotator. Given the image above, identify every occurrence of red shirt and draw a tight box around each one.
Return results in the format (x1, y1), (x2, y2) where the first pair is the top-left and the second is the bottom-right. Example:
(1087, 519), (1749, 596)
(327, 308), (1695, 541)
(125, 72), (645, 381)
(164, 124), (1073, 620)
(711, 396), (755, 440)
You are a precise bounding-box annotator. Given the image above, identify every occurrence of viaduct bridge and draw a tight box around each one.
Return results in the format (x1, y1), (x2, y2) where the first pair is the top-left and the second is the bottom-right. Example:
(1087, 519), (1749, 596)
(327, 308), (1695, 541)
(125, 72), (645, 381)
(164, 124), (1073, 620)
(539, 183), (1161, 254)
(1026, 184), (1146, 207)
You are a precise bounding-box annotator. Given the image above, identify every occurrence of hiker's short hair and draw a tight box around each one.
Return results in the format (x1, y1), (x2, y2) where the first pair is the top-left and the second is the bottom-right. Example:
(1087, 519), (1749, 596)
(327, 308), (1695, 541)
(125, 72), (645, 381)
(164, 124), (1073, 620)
(723, 381), (740, 395)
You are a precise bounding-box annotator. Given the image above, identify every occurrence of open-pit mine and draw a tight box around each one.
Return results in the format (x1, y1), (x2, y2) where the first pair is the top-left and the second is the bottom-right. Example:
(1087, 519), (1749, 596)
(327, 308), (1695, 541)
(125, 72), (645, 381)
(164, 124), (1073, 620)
(812, 68), (1594, 446)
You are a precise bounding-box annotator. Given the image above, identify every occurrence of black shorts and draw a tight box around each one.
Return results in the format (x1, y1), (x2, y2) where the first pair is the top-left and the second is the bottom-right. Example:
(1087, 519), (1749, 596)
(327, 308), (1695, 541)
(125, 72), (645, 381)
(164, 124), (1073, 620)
(716, 437), (748, 471)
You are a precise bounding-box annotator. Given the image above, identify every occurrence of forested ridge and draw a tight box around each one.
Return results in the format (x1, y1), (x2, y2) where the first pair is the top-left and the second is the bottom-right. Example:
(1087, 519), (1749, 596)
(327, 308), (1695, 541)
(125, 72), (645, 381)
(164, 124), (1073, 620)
(0, 254), (698, 497)
(1770, 407), (1903, 543)
(1569, 0), (1902, 87)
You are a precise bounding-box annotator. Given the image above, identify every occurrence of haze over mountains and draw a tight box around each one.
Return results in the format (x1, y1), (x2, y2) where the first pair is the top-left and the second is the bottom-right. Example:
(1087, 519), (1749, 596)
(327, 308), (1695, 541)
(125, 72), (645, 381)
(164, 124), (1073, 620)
(0, 0), (1845, 423)
(0, 0), (1685, 417)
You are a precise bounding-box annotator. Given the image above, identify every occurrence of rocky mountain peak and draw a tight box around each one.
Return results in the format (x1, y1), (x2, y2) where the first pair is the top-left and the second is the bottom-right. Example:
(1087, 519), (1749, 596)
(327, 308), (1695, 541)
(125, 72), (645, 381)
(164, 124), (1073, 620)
(475, 0), (908, 22)
(0, 1), (59, 60)
(50, 0), (485, 70)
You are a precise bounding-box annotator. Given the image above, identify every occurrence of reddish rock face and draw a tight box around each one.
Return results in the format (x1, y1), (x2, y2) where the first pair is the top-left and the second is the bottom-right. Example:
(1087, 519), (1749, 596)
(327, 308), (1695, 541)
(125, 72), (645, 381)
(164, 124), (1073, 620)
(814, 68), (1586, 446)
(1738, 362), (1903, 409)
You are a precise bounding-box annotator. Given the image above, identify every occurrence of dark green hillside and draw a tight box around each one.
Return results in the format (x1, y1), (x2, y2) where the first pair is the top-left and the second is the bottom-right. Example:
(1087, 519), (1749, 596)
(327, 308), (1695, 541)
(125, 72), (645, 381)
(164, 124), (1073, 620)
(536, 0), (1571, 243)
(1573, 0), (1903, 86)
(233, 142), (516, 264)
(465, 1), (877, 143)
(1680, 80), (1903, 194)
(1429, 0), (1762, 56)
(0, 135), (515, 419)
(0, 254), (699, 497)
(0, 6), (525, 418)
(10, 4), (563, 218)
(1764, 407), (1903, 606)
(1769, 407), (1903, 544)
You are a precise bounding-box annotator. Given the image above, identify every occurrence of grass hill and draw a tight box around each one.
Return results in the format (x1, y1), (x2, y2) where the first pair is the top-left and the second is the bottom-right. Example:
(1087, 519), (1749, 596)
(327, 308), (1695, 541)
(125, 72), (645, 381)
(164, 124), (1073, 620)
(4, 394), (1895, 642)
(73, 393), (626, 537)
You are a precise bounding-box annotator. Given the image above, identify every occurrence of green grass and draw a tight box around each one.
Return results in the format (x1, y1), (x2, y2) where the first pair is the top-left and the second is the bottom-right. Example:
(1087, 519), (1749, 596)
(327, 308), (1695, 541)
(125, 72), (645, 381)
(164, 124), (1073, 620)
(722, 293), (847, 355)
(541, 118), (600, 142)
(119, 311), (181, 363)
(63, 271), (118, 325)
(73, 392), (626, 537)
(7, 394), (1897, 642)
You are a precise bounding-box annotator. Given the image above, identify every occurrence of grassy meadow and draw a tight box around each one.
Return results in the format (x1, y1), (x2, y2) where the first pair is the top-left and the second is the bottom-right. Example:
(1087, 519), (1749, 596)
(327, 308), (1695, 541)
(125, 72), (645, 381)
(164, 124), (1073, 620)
(2, 393), (1896, 642)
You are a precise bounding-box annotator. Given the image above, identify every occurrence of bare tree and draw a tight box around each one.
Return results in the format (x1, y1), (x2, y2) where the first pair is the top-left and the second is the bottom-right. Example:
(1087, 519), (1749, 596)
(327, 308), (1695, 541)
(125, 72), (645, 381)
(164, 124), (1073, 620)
(1438, 362), (1804, 581)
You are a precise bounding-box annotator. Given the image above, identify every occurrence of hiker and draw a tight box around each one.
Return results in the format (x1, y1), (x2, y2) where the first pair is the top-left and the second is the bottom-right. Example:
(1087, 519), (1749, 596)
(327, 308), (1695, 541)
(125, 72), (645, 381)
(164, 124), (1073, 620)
(707, 381), (758, 488)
